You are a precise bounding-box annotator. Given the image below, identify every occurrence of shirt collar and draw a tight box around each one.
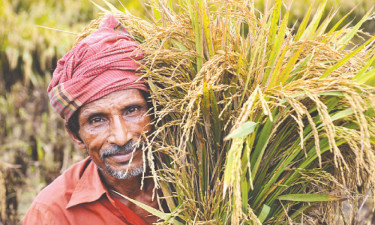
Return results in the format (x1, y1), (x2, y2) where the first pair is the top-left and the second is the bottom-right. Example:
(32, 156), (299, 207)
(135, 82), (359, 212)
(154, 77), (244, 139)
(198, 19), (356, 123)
(66, 159), (108, 209)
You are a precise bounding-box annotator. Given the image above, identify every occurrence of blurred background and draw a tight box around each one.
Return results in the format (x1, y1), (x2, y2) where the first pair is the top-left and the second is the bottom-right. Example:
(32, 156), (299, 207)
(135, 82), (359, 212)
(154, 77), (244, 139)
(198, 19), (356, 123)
(0, 0), (374, 224)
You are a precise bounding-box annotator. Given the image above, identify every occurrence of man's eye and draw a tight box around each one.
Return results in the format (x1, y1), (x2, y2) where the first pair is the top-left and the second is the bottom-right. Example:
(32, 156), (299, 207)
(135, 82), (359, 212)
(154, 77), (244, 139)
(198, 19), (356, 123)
(126, 106), (141, 114)
(89, 117), (103, 124)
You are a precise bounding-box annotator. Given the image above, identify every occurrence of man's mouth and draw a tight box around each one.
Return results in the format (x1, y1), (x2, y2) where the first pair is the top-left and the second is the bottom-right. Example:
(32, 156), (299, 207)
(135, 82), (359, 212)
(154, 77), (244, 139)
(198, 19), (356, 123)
(105, 149), (141, 164)
(100, 141), (145, 164)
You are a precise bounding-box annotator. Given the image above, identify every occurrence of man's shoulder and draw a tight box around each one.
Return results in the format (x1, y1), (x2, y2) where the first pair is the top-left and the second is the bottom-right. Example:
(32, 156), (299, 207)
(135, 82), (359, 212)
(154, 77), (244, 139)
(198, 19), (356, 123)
(23, 157), (93, 224)
(32, 157), (92, 206)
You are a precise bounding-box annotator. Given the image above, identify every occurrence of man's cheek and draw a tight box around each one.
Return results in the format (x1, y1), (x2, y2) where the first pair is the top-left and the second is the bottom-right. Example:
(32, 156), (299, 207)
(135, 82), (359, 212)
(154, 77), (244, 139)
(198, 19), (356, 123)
(85, 137), (104, 155)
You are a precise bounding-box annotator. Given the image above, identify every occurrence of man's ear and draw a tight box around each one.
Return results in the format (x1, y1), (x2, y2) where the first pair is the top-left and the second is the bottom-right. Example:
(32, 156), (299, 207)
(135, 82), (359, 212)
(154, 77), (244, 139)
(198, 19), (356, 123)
(65, 125), (86, 150)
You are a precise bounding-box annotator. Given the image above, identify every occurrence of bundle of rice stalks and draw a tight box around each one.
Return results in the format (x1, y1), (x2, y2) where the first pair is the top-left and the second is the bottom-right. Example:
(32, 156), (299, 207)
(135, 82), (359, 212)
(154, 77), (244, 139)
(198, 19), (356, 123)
(79, 0), (375, 223)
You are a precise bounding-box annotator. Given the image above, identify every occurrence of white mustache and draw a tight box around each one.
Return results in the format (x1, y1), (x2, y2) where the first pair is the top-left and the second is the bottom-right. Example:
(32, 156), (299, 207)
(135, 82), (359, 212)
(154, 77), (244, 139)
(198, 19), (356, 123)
(100, 141), (145, 159)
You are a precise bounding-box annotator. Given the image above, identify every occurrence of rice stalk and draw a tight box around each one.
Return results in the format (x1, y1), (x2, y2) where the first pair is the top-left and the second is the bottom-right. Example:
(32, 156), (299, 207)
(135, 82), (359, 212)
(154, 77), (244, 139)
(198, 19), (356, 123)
(0, 169), (6, 221)
(80, 0), (375, 223)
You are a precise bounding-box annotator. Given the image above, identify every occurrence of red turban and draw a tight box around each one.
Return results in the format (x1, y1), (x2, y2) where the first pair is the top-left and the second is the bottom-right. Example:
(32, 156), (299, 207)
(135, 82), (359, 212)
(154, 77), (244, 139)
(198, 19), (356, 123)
(47, 14), (148, 122)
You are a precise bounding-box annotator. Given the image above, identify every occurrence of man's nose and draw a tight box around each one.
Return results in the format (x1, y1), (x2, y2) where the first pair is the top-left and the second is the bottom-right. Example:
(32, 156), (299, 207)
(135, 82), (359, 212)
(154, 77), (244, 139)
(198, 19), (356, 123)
(107, 115), (131, 146)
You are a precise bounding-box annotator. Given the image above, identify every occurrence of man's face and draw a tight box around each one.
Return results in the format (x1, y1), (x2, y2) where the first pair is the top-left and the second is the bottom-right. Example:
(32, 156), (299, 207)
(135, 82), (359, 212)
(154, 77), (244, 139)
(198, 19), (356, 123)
(76, 89), (151, 179)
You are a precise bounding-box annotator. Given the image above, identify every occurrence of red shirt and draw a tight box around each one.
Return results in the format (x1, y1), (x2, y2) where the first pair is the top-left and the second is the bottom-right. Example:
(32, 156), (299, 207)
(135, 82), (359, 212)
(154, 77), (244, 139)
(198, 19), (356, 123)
(23, 157), (149, 225)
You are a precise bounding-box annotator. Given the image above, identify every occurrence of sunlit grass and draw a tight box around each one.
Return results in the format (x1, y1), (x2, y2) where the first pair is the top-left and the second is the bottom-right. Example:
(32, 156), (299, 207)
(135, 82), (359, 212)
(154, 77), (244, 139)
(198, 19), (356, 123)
(1, 0), (375, 224)
(91, 0), (375, 223)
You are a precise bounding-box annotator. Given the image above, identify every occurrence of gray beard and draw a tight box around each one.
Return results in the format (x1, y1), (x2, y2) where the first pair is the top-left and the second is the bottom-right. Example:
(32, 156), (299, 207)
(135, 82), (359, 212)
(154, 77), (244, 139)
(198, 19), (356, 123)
(92, 140), (146, 179)
(102, 162), (144, 179)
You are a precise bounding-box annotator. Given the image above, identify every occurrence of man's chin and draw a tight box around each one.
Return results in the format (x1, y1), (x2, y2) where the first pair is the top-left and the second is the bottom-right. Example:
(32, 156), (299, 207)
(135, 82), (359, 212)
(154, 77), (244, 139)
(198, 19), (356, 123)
(102, 164), (144, 180)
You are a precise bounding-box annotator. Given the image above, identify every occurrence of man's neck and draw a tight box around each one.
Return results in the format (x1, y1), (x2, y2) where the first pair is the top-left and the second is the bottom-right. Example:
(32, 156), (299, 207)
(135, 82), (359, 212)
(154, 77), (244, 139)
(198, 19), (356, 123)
(98, 169), (159, 224)
(99, 170), (152, 198)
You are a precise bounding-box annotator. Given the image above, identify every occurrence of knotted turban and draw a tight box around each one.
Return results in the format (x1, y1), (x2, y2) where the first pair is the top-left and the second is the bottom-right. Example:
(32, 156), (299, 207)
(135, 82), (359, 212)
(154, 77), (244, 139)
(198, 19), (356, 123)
(47, 14), (148, 122)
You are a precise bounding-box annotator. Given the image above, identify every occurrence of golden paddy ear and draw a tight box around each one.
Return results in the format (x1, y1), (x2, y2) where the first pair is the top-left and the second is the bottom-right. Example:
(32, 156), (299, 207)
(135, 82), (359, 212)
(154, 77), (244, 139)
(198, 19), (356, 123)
(65, 124), (86, 150)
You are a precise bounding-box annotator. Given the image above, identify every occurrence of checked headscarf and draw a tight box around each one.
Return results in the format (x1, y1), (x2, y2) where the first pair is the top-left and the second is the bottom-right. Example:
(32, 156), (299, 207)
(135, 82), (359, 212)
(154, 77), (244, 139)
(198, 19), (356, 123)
(48, 14), (148, 122)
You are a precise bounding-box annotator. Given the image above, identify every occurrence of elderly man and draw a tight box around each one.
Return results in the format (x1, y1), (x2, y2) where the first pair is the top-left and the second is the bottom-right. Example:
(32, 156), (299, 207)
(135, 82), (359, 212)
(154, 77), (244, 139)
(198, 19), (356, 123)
(23, 15), (159, 225)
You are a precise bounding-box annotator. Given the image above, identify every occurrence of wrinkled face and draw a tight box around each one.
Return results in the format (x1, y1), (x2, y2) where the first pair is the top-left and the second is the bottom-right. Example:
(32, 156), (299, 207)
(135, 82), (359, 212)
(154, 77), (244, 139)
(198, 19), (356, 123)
(76, 89), (151, 179)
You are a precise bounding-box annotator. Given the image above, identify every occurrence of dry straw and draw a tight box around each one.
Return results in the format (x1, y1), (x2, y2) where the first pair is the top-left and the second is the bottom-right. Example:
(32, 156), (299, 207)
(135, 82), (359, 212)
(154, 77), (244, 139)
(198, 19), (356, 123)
(78, 0), (375, 223)
(0, 169), (6, 221)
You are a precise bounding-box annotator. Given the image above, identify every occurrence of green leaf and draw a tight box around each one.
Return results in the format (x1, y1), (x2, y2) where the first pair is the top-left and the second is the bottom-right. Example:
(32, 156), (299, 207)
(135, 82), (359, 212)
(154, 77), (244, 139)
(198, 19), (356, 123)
(337, 8), (373, 48)
(366, 75), (375, 86)
(224, 121), (257, 140)
(320, 35), (375, 79)
(90, 0), (110, 12)
(277, 42), (304, 86)
(314, 9), (337, 38)
(210, 88), (221, 146)
(111, 190), (183, 224)
(188, 0), (203, 71)
(250, 110), (279, 180)
(152, 2), (161, 21)
(258, 204), (271, 223)
(289, 204), (311, 220)
(294, 2), (313, 41)
(200, 0), (213, 57)
(300, 1), (327, 41)
(263, 0), (285, 86)
(170, 39), (188, 51)
(323, 7), (355, 42)
(330, 108), (354, 122)
(268, 0), (282, 43)
(241, 173), (248, 213)
(102, 0), (123, 13)
(355, 66), (375, 84)
(318, 91), (344, 97)
(278, 193), (342, 202)
(289, 53), (313, 78)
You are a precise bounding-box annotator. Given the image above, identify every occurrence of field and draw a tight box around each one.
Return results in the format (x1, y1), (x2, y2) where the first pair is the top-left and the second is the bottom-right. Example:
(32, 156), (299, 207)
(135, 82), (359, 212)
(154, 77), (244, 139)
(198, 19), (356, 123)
(1, 0), (374, 224)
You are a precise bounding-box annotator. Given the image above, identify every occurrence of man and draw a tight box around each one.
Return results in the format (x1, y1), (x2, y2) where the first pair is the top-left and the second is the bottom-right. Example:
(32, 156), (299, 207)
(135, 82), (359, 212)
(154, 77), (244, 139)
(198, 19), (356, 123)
(23, 14), (159, 225)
